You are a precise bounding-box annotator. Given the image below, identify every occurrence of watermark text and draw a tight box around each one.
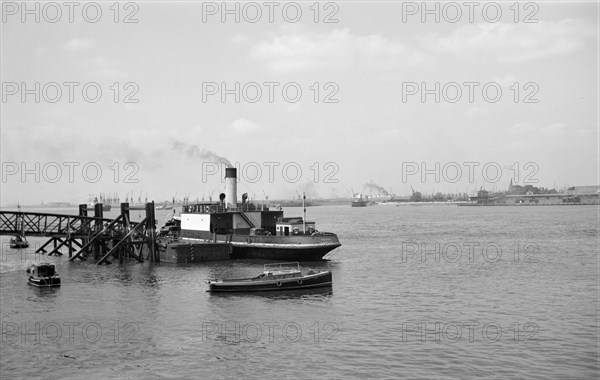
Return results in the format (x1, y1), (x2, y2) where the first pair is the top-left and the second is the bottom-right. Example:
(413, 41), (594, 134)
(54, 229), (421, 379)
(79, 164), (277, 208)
(401, 241), (540, 263)
(201, 2), (339, 23)
(401, 162), (539, 184)
(202, 161), (339, 184)
(2, 321), (140, 344)
(402, 321), (539, 343)
(402, 82), (539, 104)
(2, 2), (140, 23)
(401, 2), (539, 23)
(2, 82), (140, 104)
(2, 162), (140, 184)
(202, 321), (338, 344)
(202, 82), (339, 104)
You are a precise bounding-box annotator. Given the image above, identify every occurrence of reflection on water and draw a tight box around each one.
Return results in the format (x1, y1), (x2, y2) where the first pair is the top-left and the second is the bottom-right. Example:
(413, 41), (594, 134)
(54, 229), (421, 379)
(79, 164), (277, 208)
(140, 267), (162, 288)
(26, 285), (62, 300)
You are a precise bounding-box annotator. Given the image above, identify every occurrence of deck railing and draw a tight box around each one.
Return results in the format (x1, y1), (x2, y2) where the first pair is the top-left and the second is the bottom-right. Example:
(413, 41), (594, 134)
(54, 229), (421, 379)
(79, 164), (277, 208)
(183, 203), (271, 214)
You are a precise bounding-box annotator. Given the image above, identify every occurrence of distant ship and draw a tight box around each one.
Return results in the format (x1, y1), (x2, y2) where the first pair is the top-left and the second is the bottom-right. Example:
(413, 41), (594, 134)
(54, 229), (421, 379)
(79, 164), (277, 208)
(351, 194), (369, 207)
(158, 168), (341, 262)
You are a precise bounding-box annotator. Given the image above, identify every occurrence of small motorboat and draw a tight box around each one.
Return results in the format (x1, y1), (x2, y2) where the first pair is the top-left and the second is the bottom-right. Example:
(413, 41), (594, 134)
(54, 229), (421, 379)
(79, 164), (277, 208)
(207, 262), (332, 292)
(10, 235), (29, 249)
(26, 262), (61, 287)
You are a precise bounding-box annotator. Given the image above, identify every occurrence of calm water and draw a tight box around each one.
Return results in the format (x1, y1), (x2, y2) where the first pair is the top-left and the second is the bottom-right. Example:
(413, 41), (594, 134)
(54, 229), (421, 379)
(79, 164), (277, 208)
(1, 205), (598, 379)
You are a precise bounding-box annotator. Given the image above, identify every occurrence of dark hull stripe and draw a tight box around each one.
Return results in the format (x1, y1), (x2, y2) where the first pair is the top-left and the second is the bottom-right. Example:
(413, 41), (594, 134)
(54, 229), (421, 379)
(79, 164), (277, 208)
(231, 246), (337, 260)
(28, 279), (61, 287)
(209, 282), (332, 292)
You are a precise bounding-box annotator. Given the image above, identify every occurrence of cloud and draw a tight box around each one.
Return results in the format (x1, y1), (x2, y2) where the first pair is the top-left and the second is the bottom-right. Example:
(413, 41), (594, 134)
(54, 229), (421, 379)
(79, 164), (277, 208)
(421, 19), (595, 62)
(511, 122), (567, 136)
(465, 107), (488, 118)
(251, 28), (429, 72)
(511, 122), (538, 135)
(491, 74), (517, 88)
(231, 34), (250, 44)
(64, 38), (95, 51)
(231, 118), (260, 134)
(545, 123), (566, 136)
(84, 55), (128, 78)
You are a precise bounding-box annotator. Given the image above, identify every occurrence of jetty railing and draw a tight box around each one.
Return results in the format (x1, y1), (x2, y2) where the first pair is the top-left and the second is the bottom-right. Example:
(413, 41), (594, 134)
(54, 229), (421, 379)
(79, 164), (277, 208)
(0, 202), (156, 265)
(0, 211), (122, 237)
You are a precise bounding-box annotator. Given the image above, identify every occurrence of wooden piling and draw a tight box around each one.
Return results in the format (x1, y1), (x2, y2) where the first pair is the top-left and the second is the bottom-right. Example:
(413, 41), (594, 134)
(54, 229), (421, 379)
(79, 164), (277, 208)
(78, 204), (88, 217)
(78, 204), (89, 257)
(93, 203), (104, 257)
(146, 201), (156, 262)
(121, 202), (130, 262)
(67, 216), (72, 258)
(121, 203), (130, 228)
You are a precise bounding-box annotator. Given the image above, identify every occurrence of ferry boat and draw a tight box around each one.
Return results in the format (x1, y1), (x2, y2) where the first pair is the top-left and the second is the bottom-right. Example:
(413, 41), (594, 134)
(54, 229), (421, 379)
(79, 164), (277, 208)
(158, 168), (341, 262)
(26, 262), (61, 287)
(207, 262), (332, 292)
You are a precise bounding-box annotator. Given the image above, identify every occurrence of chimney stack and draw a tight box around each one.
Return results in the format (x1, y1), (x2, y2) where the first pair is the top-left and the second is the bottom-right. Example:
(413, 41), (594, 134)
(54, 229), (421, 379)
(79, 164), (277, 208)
(225, 168), (237, 209)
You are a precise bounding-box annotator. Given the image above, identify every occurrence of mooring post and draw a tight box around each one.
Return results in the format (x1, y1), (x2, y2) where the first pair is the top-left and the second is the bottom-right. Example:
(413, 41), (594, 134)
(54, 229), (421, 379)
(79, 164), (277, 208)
(94, 203), (104, 257)
(67, 216), (72, 258)
(145, 201), (156, 262)
(79, 204), (87, 217)
(121, 203), (130, 227)
(78, 204), (89, 254)
(94, 203), (103, 219)
(121, 203), (130, 263)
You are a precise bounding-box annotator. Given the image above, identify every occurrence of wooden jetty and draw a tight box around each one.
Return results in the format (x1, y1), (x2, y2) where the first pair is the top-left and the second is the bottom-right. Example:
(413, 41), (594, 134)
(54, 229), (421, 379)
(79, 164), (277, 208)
(0, 203), (157, 265)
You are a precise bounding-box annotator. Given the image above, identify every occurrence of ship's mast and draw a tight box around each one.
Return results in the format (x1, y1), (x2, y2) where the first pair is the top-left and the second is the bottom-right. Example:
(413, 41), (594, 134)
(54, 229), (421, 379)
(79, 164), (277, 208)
(302, 192), (306, 234)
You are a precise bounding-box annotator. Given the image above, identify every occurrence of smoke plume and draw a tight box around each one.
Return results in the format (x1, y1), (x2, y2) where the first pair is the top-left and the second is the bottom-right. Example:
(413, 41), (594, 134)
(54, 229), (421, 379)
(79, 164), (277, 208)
(169, 139), (232, 167)
(364, 182), (389, 196)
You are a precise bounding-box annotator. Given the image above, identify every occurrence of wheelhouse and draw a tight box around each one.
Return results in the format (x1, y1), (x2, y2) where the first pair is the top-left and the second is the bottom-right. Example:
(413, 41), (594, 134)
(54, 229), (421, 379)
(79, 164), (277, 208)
(276, 217), (316, 236)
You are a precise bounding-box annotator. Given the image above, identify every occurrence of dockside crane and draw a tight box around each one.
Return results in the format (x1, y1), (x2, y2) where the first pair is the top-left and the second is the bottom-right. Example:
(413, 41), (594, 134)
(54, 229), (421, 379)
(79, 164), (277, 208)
(410, 186), (422, 202)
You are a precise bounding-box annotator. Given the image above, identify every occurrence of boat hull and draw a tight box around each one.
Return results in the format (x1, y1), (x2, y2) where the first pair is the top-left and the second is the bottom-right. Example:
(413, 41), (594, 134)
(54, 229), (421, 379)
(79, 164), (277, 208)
(209, 271), (332, 292)
(157, 241), (232, 263)
(28, 277), (61, 287)
(10, 242), (29, 249)
(231, 244), (337, 261)
(10, 236), (29, 249)
(178, 230), (341, 261)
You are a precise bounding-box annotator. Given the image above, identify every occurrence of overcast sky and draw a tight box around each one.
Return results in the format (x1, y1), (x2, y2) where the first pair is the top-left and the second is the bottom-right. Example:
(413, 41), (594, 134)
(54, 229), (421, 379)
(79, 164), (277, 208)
(1, 1), (598, 205)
